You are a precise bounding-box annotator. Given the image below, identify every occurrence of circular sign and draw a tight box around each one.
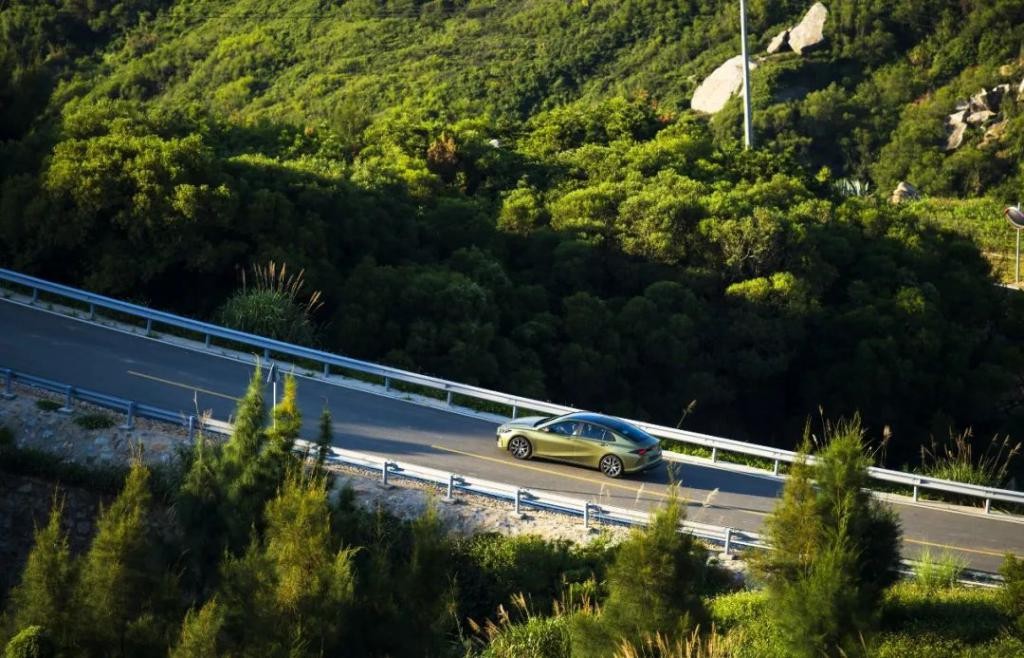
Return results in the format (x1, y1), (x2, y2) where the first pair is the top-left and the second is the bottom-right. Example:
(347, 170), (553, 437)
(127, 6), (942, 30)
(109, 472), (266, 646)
(1006, 206), (1024, 230)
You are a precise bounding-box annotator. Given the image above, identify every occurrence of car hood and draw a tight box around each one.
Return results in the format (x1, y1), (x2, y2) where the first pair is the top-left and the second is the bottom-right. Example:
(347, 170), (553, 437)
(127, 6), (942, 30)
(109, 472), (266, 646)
(500, 416), (548, 429)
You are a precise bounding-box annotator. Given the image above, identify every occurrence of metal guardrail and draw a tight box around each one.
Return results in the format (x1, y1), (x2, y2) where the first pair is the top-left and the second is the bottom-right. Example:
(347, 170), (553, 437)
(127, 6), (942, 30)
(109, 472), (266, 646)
(2, 268), (1023, 515)
(0, 368), (1005, 586)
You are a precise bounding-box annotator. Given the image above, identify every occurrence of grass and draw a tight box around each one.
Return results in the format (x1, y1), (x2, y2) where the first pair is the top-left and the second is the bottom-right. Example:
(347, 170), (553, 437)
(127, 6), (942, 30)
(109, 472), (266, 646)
(912, 548), (968, 592)
(34, 399), (62, 412)
(73, 412), (116, 430)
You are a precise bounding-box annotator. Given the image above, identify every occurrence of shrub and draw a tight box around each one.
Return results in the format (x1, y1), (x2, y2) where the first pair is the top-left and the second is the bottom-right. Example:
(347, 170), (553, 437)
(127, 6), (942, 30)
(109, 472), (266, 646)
(920, 430), (1020, 489)
(73, 413), (115, 430)
(217, 262), (322, 345)
(478, 613), (572, 658)
(33, 400), (61, 412)
(913, 549), (967, 592)
(1001, 553), (1024, 635)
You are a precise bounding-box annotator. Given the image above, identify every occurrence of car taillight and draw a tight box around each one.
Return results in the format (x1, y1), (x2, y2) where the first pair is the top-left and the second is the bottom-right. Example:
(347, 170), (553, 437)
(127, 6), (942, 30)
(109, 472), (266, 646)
(632, 448), (650, 455)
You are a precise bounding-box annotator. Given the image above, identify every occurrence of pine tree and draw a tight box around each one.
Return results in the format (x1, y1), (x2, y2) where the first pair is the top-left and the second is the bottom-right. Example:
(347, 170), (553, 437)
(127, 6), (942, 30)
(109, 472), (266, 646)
(574, 489), (704, 655)
(75, 461), (171, 657)
(270, 374), (302, 445)
(758, 418), (902, 657)
(3, 626), (55, 658)
(7, 497), (75, 651)
(169, 599), (224, 658)
(217, 470), (356, 656)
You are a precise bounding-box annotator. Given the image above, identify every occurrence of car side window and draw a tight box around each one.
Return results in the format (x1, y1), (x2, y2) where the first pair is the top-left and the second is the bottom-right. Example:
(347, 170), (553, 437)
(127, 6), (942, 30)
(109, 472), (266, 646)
(578, 423), (607, 441)
(547, 421), (576, 436)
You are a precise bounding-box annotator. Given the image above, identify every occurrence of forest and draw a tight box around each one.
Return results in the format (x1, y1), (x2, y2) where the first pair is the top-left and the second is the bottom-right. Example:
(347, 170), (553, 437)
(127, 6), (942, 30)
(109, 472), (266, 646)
(2, 1), (1024, 476)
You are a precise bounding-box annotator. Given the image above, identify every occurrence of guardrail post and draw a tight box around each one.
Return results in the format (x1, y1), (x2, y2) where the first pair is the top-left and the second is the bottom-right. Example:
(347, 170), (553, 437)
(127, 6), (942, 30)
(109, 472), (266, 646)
(381, 461), (391, 486)
(384, 377), (391, 392)
(30, 288), (38, 304)
(120, 401), (136, 431)
(204, 334), (211, 348)
(723, 528), (733, 556)
(59, 385), (74, 413)
(88, 303), (95, 320)
(583, 502), (590, 528)
(186, 415), (196, 441)
(773, 459), (780, 476)
(2, 369), (15, 400)
(446, 474), (456, 500)
(263, 348), (270, 361)
(710, 447), (718, 463)
(323, 363), (330, 377)
(144, 318), (153, 336)
(514, 489), (522, 515)
(913, 480), (920, 503)
(511, 402), (518, 419)
(984, 498), (991, 514)
(446, 390), (453, 406)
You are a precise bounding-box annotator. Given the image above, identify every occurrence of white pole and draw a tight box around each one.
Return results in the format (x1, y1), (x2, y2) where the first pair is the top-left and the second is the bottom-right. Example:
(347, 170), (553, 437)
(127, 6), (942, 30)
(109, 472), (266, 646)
(1016, 229), (1020, 285)
(739, 0), (754, 149)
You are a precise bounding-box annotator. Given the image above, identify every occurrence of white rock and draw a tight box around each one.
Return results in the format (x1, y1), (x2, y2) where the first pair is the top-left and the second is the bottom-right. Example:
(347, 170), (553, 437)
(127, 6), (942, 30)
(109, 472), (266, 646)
(691, 55), (758, 114)
(788, 2), (829, 55)
(946, 122), (967, 151)
(966, 110), (996, 126)
(767, 29), (789, 54)
(890, 181), (921, 204)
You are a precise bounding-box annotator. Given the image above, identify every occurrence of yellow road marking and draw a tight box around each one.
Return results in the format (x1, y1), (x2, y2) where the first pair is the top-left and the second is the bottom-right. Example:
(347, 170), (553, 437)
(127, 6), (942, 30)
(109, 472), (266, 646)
(127, 370), (239, 401)
(904, 537), (1020, 559)
(432, 445), (1021, 558)
(431, 443), (672, 498)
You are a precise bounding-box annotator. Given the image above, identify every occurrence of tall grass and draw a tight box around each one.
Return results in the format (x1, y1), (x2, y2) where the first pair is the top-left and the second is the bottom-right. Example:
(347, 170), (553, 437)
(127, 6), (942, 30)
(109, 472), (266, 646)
(919, 429), (1020, 488)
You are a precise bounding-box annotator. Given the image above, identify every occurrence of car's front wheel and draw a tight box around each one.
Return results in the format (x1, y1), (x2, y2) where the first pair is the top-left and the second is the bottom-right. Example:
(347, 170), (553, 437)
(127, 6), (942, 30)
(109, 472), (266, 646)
(599, 454), (624, 478)
(508, 436), (533, 460)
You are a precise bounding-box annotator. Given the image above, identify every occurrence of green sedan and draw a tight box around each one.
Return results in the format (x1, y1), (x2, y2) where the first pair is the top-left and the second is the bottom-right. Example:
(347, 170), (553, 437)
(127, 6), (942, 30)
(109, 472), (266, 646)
(496, 412), (663, 478)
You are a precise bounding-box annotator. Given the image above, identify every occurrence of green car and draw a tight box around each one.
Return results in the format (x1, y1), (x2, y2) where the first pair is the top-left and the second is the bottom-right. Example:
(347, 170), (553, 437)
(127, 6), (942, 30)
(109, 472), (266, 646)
(496, 412), (663, 478)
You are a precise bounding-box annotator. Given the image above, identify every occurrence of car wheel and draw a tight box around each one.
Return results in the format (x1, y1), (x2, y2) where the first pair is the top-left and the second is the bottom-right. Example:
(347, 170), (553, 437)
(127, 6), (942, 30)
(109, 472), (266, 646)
(509, 436), (532, 460)
(599, 454), (624, 478)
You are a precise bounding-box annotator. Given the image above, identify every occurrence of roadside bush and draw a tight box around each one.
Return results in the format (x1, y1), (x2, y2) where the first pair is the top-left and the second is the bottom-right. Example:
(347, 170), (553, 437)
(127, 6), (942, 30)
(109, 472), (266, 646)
(913, 549), (967, 593)
(1001, 553), (1024, 635)
(33, 400), (60, 412)
(73, 413), (115, 430)
(478, 613), (572, 658)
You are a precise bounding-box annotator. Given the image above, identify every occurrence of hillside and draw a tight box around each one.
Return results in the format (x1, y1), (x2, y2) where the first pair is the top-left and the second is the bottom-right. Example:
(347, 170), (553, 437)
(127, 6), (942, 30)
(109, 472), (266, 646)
(2, 0), (1024, 471)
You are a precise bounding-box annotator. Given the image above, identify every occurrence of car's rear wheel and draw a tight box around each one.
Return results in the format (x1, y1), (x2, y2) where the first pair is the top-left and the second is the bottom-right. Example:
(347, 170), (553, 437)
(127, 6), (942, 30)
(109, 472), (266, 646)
(599, 454), (624, 478)
(509, 436), (532, 460)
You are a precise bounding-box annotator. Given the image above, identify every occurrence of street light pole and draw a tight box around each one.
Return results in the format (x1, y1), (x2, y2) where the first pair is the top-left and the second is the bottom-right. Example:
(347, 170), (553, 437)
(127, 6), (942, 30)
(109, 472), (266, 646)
(739, 0), (754, 150)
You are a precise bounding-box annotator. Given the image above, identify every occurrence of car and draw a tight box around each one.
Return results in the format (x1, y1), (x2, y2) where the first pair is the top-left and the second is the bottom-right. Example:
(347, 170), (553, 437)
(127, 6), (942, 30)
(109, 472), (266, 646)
(495, 411), (663, 478)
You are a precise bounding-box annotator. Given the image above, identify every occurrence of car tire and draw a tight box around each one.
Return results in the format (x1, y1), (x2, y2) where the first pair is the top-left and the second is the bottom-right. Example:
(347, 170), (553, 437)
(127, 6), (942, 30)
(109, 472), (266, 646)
(599, 454), (624, 478)
(508, 436), (533, 460)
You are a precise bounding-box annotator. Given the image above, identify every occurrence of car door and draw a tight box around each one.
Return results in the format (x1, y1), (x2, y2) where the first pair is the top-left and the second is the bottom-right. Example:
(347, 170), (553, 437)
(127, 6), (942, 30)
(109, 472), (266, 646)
(534, 419), (580, 461)
(573, 422), (612, 467)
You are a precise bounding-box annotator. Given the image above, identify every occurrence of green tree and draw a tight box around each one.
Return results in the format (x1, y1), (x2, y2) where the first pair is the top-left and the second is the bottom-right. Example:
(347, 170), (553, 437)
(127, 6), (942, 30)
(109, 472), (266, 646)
(168, 600), (224, 658)
(1001, 553), (1024, 636)
(757, 419), (902, 657)
(75, 461), (173, 657)
(6, 499), (75, 651)
(3, 626), (54, 658)
(573, 490), (705, 655)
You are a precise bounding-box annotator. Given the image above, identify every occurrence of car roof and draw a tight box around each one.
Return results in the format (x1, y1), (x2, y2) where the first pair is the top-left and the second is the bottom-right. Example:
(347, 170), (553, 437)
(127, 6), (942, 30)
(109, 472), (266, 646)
(561, 412), (621, 425)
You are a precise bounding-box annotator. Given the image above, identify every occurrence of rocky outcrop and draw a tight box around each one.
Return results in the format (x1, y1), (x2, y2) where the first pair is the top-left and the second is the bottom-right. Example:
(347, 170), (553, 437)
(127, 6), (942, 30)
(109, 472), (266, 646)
(946, 82), (1017, 151)
(788, 2), (829, 54)
(691, 55), (758, 114)
(890, 181), (920, 204)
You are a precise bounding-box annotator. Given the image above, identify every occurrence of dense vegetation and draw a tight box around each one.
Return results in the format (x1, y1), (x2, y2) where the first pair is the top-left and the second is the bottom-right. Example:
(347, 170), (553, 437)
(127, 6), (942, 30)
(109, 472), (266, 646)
(3, 381), (1024, 657)
(3, 0), (1024, 472)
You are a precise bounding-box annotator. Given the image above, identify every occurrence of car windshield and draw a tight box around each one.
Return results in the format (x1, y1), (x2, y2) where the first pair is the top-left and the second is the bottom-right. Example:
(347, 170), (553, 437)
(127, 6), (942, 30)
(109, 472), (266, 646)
(537, 413), (571, 428)
(600, 417), (655, 443)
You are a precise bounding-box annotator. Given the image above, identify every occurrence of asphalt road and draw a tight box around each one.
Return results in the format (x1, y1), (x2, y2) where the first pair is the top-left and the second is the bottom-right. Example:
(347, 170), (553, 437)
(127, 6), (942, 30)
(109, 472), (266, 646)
(1, 299), (1022, 572)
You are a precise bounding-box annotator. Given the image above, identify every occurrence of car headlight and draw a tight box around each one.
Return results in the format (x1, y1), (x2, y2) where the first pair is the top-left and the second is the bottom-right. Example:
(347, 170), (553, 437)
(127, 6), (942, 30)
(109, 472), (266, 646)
(497, 424), (510, 434)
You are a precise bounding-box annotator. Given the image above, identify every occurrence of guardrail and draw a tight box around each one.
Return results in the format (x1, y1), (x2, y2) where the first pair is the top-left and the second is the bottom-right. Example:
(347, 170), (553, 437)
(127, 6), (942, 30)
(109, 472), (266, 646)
(0, 367), (1004, 586)
(3, 267), (1023, 515)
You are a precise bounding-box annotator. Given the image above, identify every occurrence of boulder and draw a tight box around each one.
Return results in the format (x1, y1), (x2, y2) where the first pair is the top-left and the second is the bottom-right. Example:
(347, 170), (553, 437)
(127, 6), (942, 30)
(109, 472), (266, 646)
(970, 87), (1005, 113)
(691, 55), (758, 114)
(966, 109), (996, 126)
(981, 119), (1008, 147)
(788, 2), (828, 55)
(890, 181), (921, 204)
(945, 122), (967, 151)
(767, 29), (789, 54)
